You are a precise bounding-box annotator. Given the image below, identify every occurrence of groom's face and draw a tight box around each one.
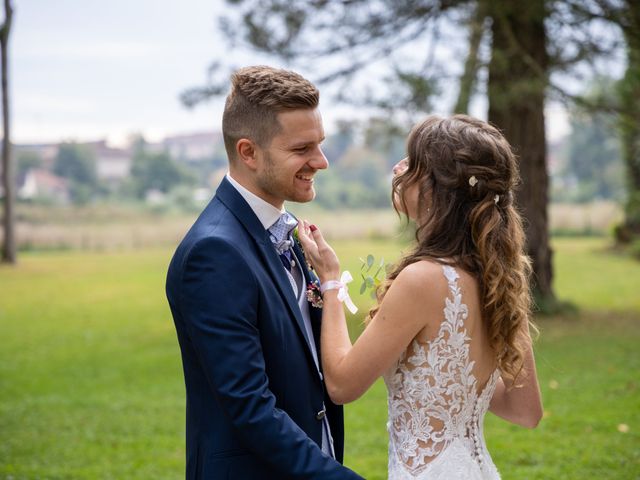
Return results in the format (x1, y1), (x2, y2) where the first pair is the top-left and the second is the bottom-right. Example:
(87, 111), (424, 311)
(253, 108), (328, 208)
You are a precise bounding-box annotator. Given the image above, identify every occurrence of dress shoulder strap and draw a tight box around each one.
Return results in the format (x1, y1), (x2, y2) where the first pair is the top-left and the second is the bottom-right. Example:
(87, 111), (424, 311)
(441, 264), (461, 295)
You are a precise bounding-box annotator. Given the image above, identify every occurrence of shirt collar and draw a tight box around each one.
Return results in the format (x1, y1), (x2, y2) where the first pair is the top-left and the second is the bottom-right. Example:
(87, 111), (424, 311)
(225, 173), (284, 230)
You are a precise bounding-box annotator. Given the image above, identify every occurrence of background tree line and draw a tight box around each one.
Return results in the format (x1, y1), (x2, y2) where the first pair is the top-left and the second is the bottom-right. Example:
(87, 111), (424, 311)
(11, 102), (624, 211)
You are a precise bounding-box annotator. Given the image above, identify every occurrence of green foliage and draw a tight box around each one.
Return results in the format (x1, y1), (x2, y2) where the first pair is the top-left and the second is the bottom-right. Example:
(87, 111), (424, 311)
(16, 150), (43, 177)
(314, 152), (391, 209)
(129, 149), (196, 199)
(1, 238), (639, 478)
(358, 253), (386, 299)
(362, 117), (407, 169)
(309, 117), (409, 210)
(313, 116), (415, 211)
(54, 143), (97, 186)
(322, 120), (356, 163)
(559, 83), (624, 203)
(53, 142), (99, 204)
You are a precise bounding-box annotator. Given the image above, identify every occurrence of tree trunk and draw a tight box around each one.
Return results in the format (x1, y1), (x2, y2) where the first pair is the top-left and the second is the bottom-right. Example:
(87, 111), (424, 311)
(618, 1), (640, 241)
(487, 0), (554, 303)
(454, 2), (486, 114)
(1, 0), (14, 264)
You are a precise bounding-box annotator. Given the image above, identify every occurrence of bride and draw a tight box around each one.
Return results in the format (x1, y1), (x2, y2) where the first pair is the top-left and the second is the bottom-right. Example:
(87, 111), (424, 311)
(298, 114), (543, 479)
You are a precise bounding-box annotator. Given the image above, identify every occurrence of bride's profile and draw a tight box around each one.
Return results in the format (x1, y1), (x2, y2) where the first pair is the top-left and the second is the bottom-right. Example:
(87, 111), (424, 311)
(298, 114), (543, 479)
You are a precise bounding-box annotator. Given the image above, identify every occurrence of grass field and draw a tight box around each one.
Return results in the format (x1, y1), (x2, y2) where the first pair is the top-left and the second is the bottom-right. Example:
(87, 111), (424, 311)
(0, 237), (639, 479)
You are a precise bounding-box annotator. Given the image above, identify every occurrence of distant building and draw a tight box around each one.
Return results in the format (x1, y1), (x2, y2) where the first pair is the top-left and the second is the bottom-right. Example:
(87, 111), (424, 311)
(18, 168), (70, 203)
(160, 131), (223, 162)
(13, 140), (133, 185)
(13, 142), (59, 169)
(8, 130), (225, 193)
(88, 140), (132, 183)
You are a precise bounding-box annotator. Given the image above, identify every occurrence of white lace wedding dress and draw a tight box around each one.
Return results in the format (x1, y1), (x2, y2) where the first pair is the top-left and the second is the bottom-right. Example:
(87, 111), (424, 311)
(383, 266), (501, 479)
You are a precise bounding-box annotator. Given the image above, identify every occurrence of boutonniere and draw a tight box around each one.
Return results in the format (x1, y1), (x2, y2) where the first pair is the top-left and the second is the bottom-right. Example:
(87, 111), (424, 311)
(292, 225), (300, 244)
(306, 280), (324, 308)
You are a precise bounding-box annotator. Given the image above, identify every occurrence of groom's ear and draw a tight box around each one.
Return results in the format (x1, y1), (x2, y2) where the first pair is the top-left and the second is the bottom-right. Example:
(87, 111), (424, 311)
(236, 138), (260, 171)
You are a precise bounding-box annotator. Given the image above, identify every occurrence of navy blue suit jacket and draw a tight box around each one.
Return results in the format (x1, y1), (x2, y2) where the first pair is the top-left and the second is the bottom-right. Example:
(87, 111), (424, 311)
(166, 177), (362, 479)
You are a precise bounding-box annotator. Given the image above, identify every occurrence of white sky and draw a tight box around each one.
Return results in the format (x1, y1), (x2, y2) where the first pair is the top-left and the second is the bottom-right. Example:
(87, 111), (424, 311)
(10, 0), (570, 147)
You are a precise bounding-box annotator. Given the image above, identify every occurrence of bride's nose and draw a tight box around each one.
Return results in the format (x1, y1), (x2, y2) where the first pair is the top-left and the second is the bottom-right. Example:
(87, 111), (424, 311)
(393, 158), (408, 176)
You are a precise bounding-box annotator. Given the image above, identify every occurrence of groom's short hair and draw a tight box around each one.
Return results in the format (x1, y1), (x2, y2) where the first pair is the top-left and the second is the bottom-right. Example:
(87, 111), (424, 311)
(222, 65), (319, 161)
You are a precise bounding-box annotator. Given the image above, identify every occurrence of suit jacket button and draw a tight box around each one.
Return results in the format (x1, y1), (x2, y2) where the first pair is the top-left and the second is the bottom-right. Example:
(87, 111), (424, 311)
(316, 409), (326, 420)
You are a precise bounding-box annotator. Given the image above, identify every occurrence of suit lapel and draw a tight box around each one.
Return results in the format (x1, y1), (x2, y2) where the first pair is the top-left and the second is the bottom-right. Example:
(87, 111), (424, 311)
(215, 178), (316, 363)
(291, 240), (323, 357)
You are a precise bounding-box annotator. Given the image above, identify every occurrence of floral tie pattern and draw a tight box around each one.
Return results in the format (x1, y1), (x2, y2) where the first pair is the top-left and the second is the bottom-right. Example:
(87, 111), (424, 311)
(268, 212), (298, 271)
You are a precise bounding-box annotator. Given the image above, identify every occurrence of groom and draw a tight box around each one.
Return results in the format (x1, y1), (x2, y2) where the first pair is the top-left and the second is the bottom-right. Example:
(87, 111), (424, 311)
(166, 66), (362, 479)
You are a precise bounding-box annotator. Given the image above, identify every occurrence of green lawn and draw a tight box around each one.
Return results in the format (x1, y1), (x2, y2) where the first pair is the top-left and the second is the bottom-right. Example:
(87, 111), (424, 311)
(0, 238), (638, 479)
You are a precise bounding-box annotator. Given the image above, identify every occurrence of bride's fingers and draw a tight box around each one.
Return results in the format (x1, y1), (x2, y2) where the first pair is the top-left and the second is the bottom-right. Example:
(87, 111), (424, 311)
(308, 223), (332, 253)
(297, 225), (310, 247)
(297, 220), (317, 251)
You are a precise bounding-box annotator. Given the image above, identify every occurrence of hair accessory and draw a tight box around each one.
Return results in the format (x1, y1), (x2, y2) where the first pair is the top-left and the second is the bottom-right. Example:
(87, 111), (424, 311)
(468, 175), (478, 187)
(494, 194), (500, 204)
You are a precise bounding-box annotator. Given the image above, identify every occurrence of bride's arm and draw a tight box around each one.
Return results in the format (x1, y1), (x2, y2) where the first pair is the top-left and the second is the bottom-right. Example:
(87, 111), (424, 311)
(298, 222), (441, 405)
(489, 331), (543, 428)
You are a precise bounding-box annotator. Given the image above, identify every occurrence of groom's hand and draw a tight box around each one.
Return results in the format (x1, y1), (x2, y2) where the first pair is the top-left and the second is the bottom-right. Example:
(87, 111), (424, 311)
(297, 220), (340, 283)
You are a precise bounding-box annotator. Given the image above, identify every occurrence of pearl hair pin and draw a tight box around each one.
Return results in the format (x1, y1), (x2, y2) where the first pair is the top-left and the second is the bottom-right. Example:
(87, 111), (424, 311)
(468, 175), (478, 187)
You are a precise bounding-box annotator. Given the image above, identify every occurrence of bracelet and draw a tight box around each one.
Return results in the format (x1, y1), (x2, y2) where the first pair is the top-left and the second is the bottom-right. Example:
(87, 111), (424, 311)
(320, 271), (358, 314)
(320, 280), (343, 293)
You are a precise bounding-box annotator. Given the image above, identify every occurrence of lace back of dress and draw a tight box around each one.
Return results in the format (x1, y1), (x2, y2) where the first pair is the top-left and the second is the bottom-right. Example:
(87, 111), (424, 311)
(384, 265), (501, 479)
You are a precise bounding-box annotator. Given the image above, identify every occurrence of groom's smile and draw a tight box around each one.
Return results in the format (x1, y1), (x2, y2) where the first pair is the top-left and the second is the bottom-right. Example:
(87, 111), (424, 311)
(295, 170), (317, 188)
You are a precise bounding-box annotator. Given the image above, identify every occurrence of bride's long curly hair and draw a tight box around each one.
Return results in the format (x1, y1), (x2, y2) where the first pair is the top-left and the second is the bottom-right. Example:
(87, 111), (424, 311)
(368, 114), (533, 385)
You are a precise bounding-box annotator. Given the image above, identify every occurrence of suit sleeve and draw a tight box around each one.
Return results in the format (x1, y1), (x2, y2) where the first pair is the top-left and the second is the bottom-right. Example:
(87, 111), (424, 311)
(178, 237), (362, 480)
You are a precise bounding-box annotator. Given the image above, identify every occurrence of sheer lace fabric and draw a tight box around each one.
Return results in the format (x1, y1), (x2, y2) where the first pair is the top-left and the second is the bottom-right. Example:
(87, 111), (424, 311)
(383, 266), (501, 479)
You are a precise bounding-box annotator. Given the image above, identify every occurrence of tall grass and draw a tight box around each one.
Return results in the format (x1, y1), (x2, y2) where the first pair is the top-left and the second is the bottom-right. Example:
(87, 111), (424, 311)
(2, 201), (623, 252)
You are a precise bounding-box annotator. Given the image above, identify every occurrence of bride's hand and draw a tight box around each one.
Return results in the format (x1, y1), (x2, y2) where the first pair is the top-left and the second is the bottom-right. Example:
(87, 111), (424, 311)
(297, 220), (340, 283)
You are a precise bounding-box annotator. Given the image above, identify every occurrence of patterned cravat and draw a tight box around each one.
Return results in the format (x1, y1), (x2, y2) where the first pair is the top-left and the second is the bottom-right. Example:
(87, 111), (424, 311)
(268, 212), (298, 271)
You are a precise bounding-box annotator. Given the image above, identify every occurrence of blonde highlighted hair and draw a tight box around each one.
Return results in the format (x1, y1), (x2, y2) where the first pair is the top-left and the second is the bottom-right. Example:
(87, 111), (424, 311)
(369, 114), (533, 385)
